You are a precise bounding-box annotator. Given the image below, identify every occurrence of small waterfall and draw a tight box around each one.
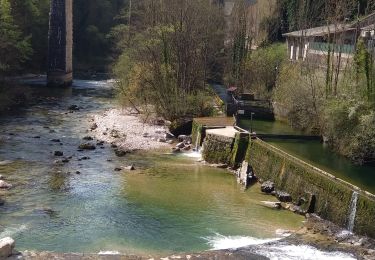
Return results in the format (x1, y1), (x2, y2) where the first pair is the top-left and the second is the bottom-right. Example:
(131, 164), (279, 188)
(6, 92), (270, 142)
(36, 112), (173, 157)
(347, 191), (358, 232)
(195, 131), (201, 151)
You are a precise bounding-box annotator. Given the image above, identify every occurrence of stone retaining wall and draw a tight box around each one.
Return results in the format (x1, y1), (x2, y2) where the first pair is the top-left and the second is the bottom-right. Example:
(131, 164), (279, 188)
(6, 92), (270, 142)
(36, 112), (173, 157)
(246, 139), (375, 238)
(196, 120), (375, 238)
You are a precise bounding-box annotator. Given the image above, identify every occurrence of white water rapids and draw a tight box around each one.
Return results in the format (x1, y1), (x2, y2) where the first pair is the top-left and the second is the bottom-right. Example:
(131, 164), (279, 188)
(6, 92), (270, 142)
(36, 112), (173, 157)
(204, 233), (356, 260)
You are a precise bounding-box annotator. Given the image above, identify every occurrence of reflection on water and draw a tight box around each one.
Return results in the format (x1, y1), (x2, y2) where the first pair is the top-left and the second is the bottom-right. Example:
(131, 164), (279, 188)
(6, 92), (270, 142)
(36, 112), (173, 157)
(239, 119), (375, 194)
(0, 81), (304, 255)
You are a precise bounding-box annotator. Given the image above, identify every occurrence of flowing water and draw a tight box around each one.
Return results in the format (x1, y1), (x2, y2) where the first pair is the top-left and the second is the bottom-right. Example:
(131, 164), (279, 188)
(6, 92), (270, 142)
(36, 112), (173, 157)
(239, 119), (375, 194)
(0, 80), (359, 259)
(347, 192), (359, 232)
(0, 80), (308, 256)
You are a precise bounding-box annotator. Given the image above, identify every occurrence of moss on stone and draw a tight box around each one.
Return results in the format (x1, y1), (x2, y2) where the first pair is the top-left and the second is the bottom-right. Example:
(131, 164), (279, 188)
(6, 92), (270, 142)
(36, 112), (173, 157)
(202, 134), (234, 165)
(230, 133), (250, 168)
(246, 139), (375, 238)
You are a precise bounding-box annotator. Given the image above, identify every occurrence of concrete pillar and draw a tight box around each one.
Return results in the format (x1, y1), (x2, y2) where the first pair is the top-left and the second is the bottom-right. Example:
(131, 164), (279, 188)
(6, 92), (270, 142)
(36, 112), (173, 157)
(47, 0), (73, 87)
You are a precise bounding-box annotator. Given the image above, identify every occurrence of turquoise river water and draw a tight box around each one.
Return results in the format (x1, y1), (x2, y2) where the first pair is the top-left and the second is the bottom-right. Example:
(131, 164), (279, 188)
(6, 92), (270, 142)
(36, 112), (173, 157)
(0, 80), (356, 259)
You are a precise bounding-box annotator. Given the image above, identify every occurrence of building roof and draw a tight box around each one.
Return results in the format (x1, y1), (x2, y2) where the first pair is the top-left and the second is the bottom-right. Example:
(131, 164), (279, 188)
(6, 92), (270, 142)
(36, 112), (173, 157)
(283, 24), (355, 37)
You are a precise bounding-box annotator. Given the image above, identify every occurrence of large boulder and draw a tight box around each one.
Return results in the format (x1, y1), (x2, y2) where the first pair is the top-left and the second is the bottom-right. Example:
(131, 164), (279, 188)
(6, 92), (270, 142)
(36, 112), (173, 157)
(0, 237), (15, 257)
(260, 181), (275, 194)
(275, 191), (292, 203)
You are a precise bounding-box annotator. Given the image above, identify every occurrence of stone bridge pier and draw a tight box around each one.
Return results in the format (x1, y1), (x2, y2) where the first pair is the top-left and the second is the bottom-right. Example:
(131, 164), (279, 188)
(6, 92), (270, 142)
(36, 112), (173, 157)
(47, 0), (73, 87)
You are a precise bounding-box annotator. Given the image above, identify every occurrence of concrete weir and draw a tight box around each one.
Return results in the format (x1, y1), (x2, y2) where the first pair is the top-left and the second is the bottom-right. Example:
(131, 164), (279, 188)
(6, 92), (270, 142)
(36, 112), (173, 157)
(47, 0), (73, 87)
(193, 117), (375, 238)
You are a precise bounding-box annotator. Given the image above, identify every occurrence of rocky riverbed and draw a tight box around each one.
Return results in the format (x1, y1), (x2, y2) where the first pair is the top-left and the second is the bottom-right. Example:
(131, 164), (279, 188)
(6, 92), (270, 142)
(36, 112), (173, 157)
(0, 79), (373, 260)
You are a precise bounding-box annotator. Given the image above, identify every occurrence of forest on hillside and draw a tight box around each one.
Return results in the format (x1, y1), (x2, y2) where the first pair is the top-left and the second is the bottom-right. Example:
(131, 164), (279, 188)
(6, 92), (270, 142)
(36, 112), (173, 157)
(1, 0), (375, 164)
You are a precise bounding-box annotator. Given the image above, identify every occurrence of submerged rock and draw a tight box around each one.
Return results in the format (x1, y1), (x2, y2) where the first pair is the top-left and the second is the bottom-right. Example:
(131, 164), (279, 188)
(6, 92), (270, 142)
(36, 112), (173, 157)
(54, 151), (64, 156)
(83, 136), (94, 141)
(0, 237), (15, 257)
(78, 143), (96, 150)
(115, 149), (127, 157)
(261, 181), (275, 194)
(68, 105), (80, 111)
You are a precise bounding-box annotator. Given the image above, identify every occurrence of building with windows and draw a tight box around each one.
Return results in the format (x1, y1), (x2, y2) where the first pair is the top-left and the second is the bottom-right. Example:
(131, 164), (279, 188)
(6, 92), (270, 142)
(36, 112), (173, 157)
(283, 13), (375, 65)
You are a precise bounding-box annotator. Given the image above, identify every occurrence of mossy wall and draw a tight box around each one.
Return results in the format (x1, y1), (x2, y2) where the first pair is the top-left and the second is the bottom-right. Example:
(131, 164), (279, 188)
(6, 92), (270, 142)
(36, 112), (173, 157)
(230, 133), (250, 167)
(246, 139), (375, 238)
(202, 134), (235, 165)
(202, 132), (249, 167)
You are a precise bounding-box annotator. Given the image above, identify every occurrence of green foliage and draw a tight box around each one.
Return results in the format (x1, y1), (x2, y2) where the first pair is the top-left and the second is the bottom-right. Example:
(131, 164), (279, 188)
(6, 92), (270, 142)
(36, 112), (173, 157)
(274, 62), (323, 133)
(0, 0), (32, 76)
(354, 39), (375, 103)
(244, 43), (286, 98)
(114, 0), (225, 121)
(323, 100), (375, 164)
(73, 0), (128, 70)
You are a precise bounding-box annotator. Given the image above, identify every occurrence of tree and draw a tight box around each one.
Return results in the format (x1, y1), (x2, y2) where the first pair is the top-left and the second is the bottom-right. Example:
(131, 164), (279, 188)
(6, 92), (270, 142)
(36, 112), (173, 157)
(0, 0), (32, 76)
(114, 0), (225, 121)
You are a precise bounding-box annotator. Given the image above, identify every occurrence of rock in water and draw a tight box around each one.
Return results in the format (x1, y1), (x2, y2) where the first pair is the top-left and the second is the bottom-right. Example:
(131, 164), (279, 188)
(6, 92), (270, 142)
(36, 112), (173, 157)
(68, 105), (80, 111)
(0, 237), (15, 257)
(115, 149), (127, 157)
(54, 151), (64, 156)
(261, 181), (275, 194)
(261, 201), (282, 209)
(78, 143), (96, 150)
(276, 191), (292, 202)
(0, 180), (12, 189)
(125, 165), (135, 171)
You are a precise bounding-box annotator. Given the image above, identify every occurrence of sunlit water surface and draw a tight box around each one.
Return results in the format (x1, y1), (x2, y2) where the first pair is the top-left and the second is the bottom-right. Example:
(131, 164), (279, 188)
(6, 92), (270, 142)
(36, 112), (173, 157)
(0, 81), (355, 259)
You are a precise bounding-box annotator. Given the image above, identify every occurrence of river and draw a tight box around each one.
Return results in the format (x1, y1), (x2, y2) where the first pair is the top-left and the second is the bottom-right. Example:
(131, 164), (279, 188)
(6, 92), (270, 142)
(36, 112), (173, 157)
(0, 80), (357, 259)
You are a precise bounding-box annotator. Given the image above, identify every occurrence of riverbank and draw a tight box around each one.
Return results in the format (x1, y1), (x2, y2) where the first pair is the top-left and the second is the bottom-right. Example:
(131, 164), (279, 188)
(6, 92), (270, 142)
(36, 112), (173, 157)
(90, 108), (171, 152)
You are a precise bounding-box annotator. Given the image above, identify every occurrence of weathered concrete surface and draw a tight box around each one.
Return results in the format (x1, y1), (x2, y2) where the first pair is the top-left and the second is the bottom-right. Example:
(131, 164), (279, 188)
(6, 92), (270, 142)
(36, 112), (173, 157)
(205, 127), (239, 138)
